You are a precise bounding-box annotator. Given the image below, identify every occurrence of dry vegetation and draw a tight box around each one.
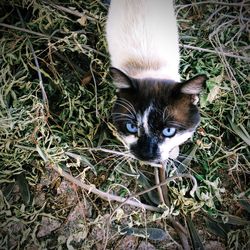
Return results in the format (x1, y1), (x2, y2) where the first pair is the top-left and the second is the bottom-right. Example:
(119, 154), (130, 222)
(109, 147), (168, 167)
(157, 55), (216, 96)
(0, 0), (249, 249)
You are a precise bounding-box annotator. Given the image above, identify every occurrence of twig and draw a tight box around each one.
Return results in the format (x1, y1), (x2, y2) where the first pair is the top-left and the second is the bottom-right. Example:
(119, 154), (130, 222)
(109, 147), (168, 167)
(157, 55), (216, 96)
(66, 149), (198, 195)
(159, 165), (170, 206)
(102, 171), (197, 249)
(43, 1), (98, 21)
(176, 1), (249, 8)
(90, 60), (99, 118)
(157, 165), (190, 250)
(68, 148), (134, 160)
(49, 162), (161, 212)
(129, 174), (197, 199)
(222, 13), (250, 22)
(180, 44), (250, 61)
(16, 9), (49, 108)
(50, 157), (197, 213)
(30, 44), (49, 106)
(0, 23), (56, 39)
(77, 147), (162, 168)
(170, 217), (190, 250)
(53, 51), (85, 75)
(0, 23), (107, 58)
(154, 167), (165, 204)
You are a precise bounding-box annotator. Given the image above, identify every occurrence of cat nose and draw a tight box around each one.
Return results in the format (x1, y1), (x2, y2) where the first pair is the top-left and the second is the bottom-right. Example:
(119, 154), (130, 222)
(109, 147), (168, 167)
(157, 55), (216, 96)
(131, 136), (159, 161)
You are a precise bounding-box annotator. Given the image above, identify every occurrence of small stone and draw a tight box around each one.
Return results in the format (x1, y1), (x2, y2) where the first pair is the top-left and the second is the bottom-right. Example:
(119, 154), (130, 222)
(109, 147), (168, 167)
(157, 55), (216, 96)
(137, 241), (156, 250)
(37, 217), (61, 238)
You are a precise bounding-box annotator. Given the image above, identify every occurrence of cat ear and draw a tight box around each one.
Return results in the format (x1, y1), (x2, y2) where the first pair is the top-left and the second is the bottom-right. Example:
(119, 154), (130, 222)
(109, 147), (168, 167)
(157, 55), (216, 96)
(180, 74), (207, 95)
(110, 67), (135, 89)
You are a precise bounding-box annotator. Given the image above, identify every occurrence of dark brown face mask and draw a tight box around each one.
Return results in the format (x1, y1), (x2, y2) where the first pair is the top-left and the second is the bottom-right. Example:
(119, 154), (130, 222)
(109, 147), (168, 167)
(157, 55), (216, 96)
(110, 67), (207, 162)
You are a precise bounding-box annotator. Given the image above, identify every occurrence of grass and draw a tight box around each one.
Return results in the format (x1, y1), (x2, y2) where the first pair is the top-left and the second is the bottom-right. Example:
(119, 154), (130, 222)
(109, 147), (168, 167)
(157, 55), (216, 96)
(0, 0), (249, 249)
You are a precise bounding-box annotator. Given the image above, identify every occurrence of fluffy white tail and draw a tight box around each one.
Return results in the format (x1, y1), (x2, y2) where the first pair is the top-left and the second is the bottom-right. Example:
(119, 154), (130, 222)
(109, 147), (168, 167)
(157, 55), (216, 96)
(106, 0), (180, 81)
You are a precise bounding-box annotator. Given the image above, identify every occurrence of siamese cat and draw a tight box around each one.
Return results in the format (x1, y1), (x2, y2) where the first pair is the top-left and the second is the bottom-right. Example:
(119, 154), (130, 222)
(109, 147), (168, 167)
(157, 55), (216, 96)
(106, 0), (207, 164)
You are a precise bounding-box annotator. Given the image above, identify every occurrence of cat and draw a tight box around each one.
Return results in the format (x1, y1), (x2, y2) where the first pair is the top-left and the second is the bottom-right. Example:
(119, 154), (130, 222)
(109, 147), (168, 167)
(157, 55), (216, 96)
(106, 0), (207, 164)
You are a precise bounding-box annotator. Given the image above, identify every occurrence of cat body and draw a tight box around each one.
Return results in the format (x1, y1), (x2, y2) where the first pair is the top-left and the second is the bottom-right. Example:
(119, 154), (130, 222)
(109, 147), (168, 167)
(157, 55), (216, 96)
(106, 0), (180, 81)
(106, 0), (206, 164)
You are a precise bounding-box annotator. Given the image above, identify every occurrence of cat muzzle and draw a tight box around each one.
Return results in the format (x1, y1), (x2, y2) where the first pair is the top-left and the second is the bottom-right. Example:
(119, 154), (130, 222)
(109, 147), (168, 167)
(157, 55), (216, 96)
(130, 136), (159, 161)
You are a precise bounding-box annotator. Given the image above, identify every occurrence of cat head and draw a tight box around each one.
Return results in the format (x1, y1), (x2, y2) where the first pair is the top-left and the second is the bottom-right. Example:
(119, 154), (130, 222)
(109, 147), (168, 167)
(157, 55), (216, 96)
(110, 67), (207, 164)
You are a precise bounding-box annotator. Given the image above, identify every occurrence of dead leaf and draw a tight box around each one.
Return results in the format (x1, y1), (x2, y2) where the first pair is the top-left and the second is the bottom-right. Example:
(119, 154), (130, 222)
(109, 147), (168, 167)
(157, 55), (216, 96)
(137, 241), (156, 250)
(37, 217), (61, 238)
(66, 229), (88, 250)
(115, 235), (138, 250)
(15, 172), (32, 205)
(80, 71), (92, 86)
(77, 15), (87, 26)
(228, 118), (250, 146)
(207, 85), (221, 103)
(204, 241), (226, 250)
(67, 202), (92, 222)
(205, 72), (224, 104)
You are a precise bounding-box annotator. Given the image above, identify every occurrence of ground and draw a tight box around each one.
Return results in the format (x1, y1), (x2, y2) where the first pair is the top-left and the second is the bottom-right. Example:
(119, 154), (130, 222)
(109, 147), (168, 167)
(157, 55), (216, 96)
(0, 0), (249, 249)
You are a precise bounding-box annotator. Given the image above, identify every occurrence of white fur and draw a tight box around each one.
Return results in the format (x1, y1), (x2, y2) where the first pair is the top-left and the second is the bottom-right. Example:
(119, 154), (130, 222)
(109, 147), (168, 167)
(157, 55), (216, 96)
(123, 106), (151, 146)
(107, 0), (188, 163)
(159, 131), (194, 162)
(123, 134), (138, 146)
(169, 146), (180, 160)
(141, 106), (152, 134)
(122, 131), (193, 163)
(106, 0), (180, 81)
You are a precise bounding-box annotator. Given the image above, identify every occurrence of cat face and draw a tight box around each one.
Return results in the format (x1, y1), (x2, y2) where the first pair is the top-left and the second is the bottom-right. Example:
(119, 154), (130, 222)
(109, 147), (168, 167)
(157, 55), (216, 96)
(111, 68), (206, 164)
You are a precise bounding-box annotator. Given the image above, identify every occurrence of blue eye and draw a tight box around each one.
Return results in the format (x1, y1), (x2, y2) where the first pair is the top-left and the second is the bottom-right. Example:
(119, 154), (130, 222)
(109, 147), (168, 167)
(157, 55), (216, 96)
(126, 122), (138, 134)
(162, 127), (176, 137)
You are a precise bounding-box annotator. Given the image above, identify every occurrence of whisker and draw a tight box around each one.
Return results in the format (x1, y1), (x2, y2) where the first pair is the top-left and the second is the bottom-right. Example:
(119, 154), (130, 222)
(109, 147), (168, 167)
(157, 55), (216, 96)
(100, 144), (127, 150)
(112, 112), (134, 118)
(109, 152), (134, 173)
(112, 117), (135, 122)
(167, 121), (188, 129)
(115, 104), (136, 120)
(108, 155), (126, 170)
(84, 147), (133, 159)
(117, 98), (136, 114)
(115, 98), (137, 119)
(163, 107), (170, 122)
(161, 159), (179, 174)
(113, 155), (129, 169)
(93, 153), (122, 169)
(114, 160), (139, 177)
(112, 112), (135, 121)
(94, 147), (132, 169)
(172, 158), (199, 174)
(162, 115), (189, 130)
(178, 153), (194, 160)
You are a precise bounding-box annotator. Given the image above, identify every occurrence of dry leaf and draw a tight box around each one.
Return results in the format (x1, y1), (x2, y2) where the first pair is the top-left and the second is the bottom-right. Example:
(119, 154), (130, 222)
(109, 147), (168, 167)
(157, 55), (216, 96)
(37, 217), (61, 238)
(81, 71), (92, 86)
(77, 15), (87, 26)
(207, 85), (221, 103)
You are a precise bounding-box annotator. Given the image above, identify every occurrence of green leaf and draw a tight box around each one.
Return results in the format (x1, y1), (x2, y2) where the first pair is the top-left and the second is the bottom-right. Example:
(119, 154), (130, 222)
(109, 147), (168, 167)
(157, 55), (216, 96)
(15, 172), (32, 205)
(239, 199), (250, 214)
(178, 145), (198, 173)
(120, 227), (167, 241)
(221, 214), (250, 226)
(138, 173), (159, 205)
(228, 118), (250, 146)
(65, 151), (97, 175)
(187, 216), (204, 250)
(206, 213), (249, 228)
(205, 217), (228, 239)
(3, 182), (15, 200)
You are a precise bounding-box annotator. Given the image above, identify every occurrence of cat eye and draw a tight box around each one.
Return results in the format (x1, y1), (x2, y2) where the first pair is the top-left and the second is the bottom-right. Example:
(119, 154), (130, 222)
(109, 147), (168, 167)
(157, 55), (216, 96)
(126, 122), (138, 134)
(162, 127), (176, 137)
